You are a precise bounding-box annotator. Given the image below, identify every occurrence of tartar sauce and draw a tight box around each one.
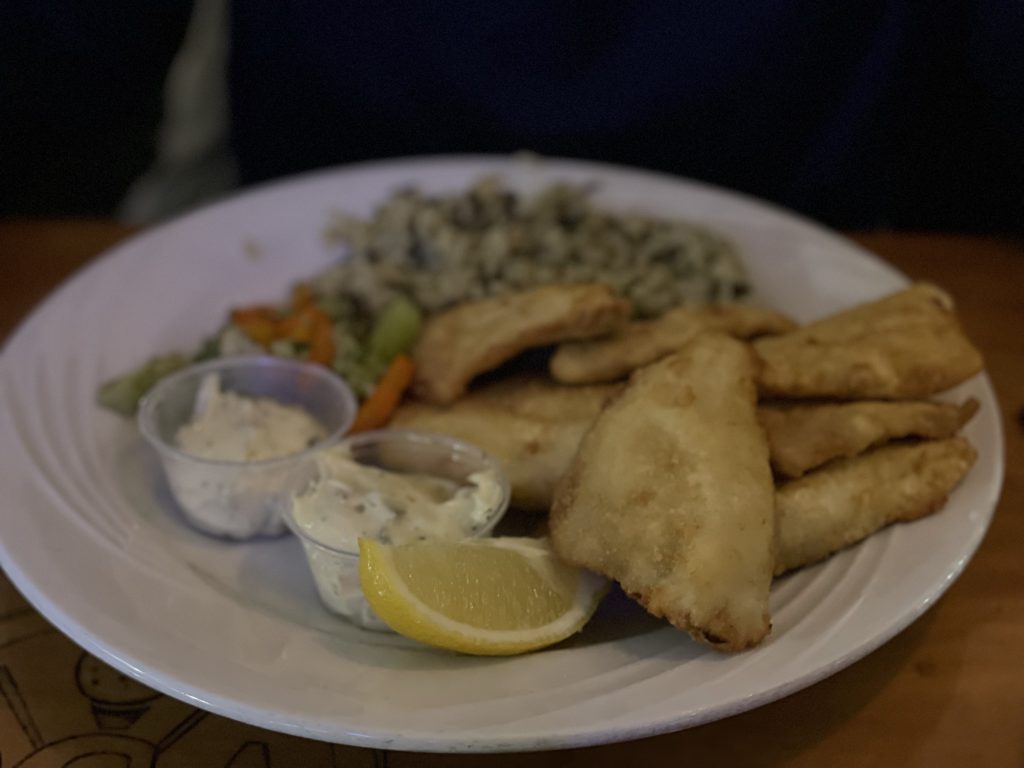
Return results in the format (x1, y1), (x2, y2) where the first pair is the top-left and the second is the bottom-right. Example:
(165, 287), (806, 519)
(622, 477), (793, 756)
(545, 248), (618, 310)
(294, 447), (502, 547)
(289, 444), (505, 629)
(176, 373), (325, 461)
(167, 373), (326, 538)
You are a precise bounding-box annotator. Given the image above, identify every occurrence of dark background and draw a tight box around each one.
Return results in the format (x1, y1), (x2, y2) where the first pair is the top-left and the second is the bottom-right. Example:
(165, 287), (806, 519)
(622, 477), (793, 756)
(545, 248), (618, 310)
(2, 1), (1022, 233)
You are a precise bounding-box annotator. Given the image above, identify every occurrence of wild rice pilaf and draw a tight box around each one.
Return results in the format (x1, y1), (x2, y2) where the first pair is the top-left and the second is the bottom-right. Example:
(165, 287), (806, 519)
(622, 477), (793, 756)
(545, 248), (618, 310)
(319, 177), (748, 317)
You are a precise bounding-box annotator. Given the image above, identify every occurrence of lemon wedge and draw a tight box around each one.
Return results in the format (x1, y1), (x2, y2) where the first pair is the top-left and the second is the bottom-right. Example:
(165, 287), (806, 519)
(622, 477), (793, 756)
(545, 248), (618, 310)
(359, 537), (608, 655)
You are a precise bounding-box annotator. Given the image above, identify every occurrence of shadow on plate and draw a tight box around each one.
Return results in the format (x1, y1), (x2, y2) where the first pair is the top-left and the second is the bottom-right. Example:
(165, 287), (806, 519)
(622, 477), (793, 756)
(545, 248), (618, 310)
(128, 441), (706, 670)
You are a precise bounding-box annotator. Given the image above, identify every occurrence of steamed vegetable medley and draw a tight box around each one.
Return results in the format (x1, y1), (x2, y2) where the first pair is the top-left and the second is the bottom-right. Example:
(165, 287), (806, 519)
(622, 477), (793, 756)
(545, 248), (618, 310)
(98, 177), (750, 419)
(98, 284), (422, 418)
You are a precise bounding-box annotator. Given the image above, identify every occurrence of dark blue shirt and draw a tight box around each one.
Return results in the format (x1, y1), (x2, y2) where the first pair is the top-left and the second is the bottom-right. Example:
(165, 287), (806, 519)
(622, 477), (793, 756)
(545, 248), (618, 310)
(229, 1), (1023, 231)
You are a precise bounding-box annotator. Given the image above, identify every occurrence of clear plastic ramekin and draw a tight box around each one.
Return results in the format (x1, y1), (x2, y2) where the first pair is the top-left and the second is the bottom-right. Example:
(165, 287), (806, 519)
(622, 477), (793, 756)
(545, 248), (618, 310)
(283, 429), (510, 631)
(138, 355), (357, 540)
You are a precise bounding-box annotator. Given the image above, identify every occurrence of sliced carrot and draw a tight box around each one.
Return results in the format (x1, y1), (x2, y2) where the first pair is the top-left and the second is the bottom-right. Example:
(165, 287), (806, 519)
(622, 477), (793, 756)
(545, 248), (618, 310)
(232, 294), (329, 353)
(230, 306), (280, 347)
(278, 305), (319, 343)
(307, 310), (335, 366)
(231, 305), (278, 324)
(350, 354), (416, 433)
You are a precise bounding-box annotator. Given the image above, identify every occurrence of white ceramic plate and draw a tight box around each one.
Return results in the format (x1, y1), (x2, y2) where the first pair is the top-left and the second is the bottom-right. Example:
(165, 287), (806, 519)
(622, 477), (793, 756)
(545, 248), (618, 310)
(0, 156), (1003, 753)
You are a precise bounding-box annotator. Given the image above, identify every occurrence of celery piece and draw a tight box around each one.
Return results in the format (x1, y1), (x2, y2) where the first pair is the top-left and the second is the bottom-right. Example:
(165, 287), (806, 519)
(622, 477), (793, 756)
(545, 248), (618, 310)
(96, 353), (188, 416)
(218, 325), (262, 356)
(269, 339), (301, 359)
(365, 295), (422, 367)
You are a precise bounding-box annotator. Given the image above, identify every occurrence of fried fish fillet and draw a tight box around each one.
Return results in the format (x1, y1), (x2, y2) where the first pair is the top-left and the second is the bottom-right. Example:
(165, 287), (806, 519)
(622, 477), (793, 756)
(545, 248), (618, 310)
(760, 398), (979, 478)
(754, 283), (984, 400)
(392, 376), (622, 511)
(412, 283), (631, 404)
(462, 374), (623, 423)
(550, 334), (775, 651)
(774, 437), (977, 576)
(549, 303), (795, 384)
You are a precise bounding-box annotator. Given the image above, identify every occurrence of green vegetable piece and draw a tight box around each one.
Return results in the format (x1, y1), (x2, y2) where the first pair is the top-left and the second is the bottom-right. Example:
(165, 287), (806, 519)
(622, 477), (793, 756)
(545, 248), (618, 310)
(365, 295), (422, 367)
(269, 339), (301, 359)
(332, 357), (376, 398)
(192, 334), (221, 361)
(317, 294), (357, 323)
(96, 353), (188, 417)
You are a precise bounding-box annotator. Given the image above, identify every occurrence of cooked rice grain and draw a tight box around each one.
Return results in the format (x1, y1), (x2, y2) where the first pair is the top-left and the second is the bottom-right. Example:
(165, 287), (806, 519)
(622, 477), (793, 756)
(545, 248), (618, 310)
(319, 177), (748, 316)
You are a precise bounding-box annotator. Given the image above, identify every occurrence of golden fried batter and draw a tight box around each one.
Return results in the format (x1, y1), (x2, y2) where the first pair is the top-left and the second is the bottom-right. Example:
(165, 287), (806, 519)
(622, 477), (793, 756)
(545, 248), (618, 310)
(392, 376), (622, 511)
(550, 335), (775, 651)
(550, 303), (795, 384)
(774, 437), (977, 575)
(760, 398), (979, 478)
(411, 283), (631, 404)
(754, 283), (984, 400)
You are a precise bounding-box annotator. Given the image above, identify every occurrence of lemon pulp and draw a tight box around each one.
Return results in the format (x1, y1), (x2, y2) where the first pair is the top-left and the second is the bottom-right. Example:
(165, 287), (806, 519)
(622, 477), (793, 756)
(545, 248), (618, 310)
(359, 537), (608, 655)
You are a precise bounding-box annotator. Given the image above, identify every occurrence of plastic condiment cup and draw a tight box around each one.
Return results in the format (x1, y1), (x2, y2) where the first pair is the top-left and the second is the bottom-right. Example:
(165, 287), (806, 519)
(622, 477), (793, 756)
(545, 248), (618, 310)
(283, 429), (511, 631)
(138, 355), (357, 540)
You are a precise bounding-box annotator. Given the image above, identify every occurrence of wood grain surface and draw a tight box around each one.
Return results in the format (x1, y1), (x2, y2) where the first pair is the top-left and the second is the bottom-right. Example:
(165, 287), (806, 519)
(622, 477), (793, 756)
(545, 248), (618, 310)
(1, 220), (1021, 767)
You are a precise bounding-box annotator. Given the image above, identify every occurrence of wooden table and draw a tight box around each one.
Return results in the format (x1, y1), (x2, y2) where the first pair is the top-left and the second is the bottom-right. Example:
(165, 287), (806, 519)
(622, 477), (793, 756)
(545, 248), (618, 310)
(1, 220), (1022, 767)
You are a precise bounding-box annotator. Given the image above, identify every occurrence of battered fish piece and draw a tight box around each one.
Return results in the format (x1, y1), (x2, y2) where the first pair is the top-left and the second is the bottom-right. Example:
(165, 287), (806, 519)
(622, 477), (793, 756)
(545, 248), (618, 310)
(550, 303), (795, 384)
(760, 398), (979, 478)
(463, 375), (623, 423)
(392, 377), (622, 511)
(755, 283), (984, 400)
(775, 437), (977, 575)
(412, 283), (631, 404)
(550, 335), (775, 651)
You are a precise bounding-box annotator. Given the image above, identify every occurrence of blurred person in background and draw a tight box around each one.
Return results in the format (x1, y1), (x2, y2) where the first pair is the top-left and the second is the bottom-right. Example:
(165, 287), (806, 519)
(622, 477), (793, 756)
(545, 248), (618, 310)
(2, 0), (1021, 233)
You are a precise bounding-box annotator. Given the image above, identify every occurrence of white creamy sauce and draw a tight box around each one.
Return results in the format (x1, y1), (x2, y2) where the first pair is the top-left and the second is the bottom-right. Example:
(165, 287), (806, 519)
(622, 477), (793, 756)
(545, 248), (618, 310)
(290, 446), (503, 629)
(176, 373), (325, 462)
(166, 374), (326, 539)
(293, 449), (501, 548)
